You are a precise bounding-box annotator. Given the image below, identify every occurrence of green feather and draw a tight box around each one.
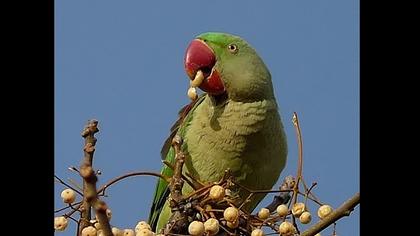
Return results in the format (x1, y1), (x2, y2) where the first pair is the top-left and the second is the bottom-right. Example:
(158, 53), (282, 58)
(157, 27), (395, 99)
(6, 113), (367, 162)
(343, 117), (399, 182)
(148, 95), (206, 230)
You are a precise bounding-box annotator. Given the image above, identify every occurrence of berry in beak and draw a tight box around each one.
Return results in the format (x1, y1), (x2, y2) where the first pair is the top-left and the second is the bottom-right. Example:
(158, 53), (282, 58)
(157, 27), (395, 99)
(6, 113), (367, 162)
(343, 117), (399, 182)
(184, 39), (225, 95)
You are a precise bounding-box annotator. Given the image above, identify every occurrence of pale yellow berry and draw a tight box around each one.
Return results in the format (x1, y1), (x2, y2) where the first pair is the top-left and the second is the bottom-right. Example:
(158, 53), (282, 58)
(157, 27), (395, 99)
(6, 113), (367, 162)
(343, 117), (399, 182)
(54, 216), (68, 231)
(318, 205), (333, 219)
(226, 219), (239, 229)
(299, 211), (312, 224)
(188, 87), (198, 100)
(291, 202), (306, 217)
(61, 188), (76, 204)
(223, 207), (239, 222)
(81, 226), (97, 236)
(136, 229), (153, 236)
(135, 221), (151, 232)
(204, 218), (219, 235)
(190, 70), (205, 87)
(112, 227), (123, 236)
(258, 208), (270, 219)
(279, 221), (295, 236)
(123, 229), (135, 236)
(251, 228), (265, 236)
(276, 204), (289, 217)
(209, 185), (225, 201)
(188, 221), (205, 236)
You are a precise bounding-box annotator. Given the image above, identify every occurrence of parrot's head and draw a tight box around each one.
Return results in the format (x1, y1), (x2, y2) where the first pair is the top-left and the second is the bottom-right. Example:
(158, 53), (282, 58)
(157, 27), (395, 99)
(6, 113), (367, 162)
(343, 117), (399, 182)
(184, 32), (274, 102)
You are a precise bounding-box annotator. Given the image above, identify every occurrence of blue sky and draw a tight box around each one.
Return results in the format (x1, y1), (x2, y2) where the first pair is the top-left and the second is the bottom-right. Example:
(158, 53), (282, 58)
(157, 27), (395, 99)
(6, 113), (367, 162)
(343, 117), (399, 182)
(55, 0), (359, 235)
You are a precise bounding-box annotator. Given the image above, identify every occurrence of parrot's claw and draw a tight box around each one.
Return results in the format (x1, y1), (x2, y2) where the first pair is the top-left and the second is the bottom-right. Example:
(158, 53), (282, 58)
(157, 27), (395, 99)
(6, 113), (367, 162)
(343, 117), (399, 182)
(265, 192), (291, 213)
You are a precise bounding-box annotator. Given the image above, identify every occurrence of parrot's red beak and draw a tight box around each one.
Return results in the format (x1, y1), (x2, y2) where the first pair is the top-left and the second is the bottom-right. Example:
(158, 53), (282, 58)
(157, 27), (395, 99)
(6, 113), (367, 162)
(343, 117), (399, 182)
(184, 39), (225, 95)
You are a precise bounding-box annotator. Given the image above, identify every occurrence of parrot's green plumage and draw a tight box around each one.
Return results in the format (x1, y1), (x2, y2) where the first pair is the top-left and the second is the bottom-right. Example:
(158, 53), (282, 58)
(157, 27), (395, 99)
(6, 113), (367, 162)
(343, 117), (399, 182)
(148, 32), (287, 232)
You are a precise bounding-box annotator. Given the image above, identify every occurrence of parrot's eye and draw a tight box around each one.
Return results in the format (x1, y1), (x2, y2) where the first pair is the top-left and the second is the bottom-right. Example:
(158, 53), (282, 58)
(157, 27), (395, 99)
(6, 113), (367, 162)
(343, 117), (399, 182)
(227, 44), (238, 54)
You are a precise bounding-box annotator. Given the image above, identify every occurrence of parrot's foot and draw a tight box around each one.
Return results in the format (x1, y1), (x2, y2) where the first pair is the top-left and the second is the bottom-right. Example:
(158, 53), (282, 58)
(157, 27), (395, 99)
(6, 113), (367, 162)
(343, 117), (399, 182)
(265, 192), (291, 212)
(265, 175), (295, 212)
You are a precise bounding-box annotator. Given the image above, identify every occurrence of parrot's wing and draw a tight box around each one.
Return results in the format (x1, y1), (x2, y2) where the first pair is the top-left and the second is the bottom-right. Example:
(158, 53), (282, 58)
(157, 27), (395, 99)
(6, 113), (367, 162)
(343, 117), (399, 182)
(160, 93), (207, 160)
(148, 94), (207, 230)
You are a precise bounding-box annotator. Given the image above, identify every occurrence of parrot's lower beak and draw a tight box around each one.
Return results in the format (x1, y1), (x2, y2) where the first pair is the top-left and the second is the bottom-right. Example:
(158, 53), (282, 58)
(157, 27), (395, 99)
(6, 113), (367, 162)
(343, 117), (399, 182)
(184, 39), (225, 95)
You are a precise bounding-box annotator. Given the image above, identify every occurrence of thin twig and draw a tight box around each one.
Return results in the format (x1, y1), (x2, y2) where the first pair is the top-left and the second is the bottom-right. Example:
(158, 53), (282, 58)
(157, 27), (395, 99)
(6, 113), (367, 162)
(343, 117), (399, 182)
(68, 166), (80, 174)
(67, 178), (83, 192)
(54, 202), (82, 213)
(54, 175), (83, 196)
(233, 180), (293, 194)
(297, 192), (323, 206)
(304, 182), (317, 206)
(184, 184), (214, 200)
(238, 193), (254, 210)
(292, 112), (304, 204)
(63, 214), (79, 223)
(63, 205), (81, 220)
(301, 178), (322, 204)
(300, 192), (360, 236)
(97, 171), (170, 194)
(76, 219), (81, 236)
(291, 112), (304, 234)
(61, 171), (171, 219)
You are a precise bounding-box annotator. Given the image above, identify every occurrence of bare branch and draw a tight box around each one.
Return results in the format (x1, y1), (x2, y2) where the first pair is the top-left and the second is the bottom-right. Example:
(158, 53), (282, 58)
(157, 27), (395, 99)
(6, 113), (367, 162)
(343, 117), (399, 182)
(292, 112), (304, 201)
(169, 135), (186, 203)
(78, 120), (113, 236)
(291, 112), (304, 234)
(300, 192), (360, 236)
(164, 135), (190, 234)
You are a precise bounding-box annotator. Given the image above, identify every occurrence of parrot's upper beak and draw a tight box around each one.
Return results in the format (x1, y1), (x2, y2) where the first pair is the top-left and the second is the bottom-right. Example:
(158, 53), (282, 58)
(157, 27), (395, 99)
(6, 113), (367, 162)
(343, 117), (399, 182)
(184, 39), (225, 95)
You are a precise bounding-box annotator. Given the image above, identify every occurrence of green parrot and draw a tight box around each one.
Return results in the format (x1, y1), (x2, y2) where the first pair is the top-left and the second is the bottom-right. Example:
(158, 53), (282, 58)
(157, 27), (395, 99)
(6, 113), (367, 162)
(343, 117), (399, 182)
(148, 32), (287, 232)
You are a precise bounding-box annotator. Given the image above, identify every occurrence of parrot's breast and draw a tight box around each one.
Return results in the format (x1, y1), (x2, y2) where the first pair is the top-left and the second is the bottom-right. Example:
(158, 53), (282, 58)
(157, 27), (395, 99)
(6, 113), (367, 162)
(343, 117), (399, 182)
(183, 96), (287, 211)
